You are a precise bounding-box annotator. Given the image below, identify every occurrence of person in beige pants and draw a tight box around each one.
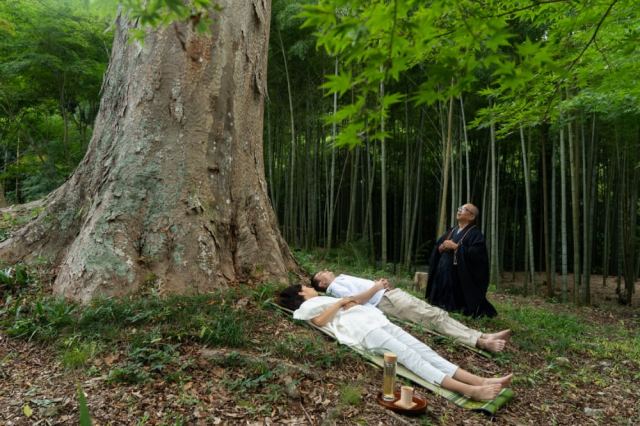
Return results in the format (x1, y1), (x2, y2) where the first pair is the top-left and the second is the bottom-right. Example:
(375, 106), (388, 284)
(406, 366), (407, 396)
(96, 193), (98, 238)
(311, 271), (510, 352)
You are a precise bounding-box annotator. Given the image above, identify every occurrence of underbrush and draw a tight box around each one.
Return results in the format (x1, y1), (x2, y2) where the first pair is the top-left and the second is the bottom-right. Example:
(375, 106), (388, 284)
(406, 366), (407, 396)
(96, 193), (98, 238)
(1, 250), (638, 424)
(0, 267), (287, 383)
(299, 249), (640, 394)
(0, 207), (45, 242)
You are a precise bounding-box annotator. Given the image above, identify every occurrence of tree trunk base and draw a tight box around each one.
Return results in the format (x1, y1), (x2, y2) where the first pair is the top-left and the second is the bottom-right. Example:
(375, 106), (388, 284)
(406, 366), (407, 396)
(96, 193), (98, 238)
(0, 2), (301, 302)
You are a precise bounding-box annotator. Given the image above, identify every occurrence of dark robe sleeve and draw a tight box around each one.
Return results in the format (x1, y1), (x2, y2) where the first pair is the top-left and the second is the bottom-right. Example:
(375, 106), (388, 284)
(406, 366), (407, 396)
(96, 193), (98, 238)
(455, 227), (497, 317)
(425, 231), (448, 302)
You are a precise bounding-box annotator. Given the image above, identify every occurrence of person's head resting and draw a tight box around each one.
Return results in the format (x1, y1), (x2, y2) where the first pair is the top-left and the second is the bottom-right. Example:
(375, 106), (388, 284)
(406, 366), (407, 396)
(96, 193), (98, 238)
(278, 284), (319, 311)
(457, 203), (479, 225)
(310, 270), (336, 291)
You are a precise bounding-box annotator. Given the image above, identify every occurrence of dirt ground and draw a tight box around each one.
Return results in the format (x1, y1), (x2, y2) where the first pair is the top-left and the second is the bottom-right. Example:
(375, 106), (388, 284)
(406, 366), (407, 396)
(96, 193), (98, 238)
(498, 272), (640, 307)
(1, 274), (639, 425)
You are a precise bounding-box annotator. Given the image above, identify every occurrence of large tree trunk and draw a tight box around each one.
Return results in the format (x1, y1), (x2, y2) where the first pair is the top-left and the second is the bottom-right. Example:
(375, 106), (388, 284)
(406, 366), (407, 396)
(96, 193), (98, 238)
(0, 1), (300, 302)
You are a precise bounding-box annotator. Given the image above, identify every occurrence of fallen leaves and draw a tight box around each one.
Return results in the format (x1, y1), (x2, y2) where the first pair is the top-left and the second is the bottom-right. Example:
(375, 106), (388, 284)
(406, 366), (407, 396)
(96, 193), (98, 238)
(1, 291), (639, 425)
(21, 404), (32, 417)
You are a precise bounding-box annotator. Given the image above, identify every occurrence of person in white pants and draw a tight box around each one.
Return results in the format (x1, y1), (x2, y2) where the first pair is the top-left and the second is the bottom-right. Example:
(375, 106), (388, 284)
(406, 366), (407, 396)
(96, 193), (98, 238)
(311, 271), (511, 352)
(279, 284), (513, 401)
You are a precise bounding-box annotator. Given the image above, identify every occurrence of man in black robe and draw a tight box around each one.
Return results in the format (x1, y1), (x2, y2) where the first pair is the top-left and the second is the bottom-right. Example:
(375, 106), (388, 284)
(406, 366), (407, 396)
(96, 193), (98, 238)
(426, 203), (497, 318)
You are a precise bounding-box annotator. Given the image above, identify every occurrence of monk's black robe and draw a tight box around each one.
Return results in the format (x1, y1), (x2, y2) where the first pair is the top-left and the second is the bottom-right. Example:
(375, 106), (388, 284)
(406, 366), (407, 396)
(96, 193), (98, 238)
(426, 225), (497, 318)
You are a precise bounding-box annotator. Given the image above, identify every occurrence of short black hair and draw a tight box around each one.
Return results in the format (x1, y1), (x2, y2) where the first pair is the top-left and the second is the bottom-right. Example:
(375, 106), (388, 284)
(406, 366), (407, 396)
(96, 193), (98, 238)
(310, 271), (322, 291)
(278, 284), (304, 311)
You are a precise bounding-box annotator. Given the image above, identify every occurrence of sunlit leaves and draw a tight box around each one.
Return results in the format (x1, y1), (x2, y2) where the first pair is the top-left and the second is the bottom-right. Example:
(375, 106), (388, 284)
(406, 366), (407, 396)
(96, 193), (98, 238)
(381, 92), (403, 109)
(86, 0), (221, 39)
(0, 17), (14, 35)
(320, 70), (353, 96)
(303, 0), (639, 142)
(119, 0), (220, 33)
(323, 96), (365, 125)
(0, 0), (112, 201)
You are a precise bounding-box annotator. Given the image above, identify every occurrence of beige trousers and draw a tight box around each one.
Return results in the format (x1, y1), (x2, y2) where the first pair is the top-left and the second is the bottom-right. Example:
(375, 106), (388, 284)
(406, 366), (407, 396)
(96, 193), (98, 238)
(376, 289), (482, 348)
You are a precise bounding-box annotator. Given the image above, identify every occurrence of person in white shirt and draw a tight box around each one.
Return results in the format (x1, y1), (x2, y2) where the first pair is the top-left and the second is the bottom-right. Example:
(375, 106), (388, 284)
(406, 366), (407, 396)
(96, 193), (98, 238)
(279, 284), (513, 401)
(311, 271), (510, 353)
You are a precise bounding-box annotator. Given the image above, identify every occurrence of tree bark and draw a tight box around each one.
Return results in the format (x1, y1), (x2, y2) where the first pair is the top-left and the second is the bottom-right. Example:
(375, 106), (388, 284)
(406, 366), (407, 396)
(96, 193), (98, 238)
(550, 132), (557, 294)
(560, 127), (569, 302)
(459, 96), (470, 201)
(489, 115), (499, 289)
(540, 124), (552, 297)
(380, 77), (388, 264)
(346, 146), (359, 242)
(327, 59), (338, 250)
(0, 1), (300, 302)
(278, 28), (296, 244)
(520, 126), (535, 295)
(602, 158), (613, 288)
(437, 93), (454, 236)
(567, 119), (581, 304)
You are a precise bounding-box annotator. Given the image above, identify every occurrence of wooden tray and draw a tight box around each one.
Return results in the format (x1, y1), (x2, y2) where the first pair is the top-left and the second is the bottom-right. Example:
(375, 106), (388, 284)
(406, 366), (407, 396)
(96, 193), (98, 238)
(376, 390), (427, 415)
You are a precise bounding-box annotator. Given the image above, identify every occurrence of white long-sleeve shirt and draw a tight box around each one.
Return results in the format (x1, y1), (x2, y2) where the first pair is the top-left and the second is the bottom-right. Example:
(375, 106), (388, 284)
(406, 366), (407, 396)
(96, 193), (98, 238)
(326, 274), (386, 307)
(293, 296), (390, 350)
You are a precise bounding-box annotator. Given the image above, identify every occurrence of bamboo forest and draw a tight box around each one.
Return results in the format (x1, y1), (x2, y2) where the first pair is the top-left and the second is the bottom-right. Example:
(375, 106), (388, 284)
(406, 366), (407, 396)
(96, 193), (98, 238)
(0, 0), (639, 424)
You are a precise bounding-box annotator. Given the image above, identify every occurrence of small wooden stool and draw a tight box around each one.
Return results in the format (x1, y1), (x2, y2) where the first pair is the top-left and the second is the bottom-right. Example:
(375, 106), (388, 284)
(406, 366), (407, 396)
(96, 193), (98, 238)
(413, 272), (428, 292)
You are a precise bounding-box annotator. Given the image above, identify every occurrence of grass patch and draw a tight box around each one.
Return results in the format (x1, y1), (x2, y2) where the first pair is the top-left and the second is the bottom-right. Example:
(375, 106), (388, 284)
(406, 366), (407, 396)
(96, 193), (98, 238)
(0, 263), (34, 294)
(211, 352), (279, 393)
(60, 338), (100, 369)
(6, 297), (76, 341)
(107, 364), (152, 384)
(2, 288), (259, 346)
(0, 207), (44, 242)
(272, 333), (356, 367)
(499, 304), (586, 354)
(197, 305), (247, 347)
(0, 283), (273, 386)
(209, 351), (289, 413)
(339, 383), (363, 406)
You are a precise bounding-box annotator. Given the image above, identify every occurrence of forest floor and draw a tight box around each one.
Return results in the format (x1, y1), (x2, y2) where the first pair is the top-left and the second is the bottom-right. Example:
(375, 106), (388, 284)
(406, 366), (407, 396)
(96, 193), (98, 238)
(0, 249), (639, 425)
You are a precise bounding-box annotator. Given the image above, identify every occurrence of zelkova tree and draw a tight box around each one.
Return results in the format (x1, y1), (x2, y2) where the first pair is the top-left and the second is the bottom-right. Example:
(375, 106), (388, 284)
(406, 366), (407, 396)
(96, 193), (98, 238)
(0, 0), (300, 302)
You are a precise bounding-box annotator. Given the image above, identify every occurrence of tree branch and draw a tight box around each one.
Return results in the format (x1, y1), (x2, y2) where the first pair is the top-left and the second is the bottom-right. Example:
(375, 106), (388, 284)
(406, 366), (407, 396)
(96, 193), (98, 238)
(564, 0), (618, 76)
(489, 0), (573, 19)
(542, 0), (619, 120)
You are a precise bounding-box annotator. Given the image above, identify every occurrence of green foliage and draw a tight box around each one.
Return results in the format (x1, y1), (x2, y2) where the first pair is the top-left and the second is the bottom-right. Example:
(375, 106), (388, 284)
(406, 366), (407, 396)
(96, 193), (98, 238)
(61, 338), (100, 369)
(0, 264), (33, 294)
(106, 333), (183, 384)
(497, 304), (585, 354)
(273, 332), (355, 367)
(115, 0), (221, 38)
(0, 286), (265, 391)
(338, 383), (362, 406)
(72, 291), (253, 347)
(77, 384), (93, 426)
(294, 241), (390, 278)
(302, 0), (640, 143)
(129, 339), (179, 373)
(0, 208), (45, 241)
(6, 298), (76, 341)
(252, 282), (282, 309)
(197, 306), (247, 347)
(0, 0), (112, 202)
(107, 364), (151, 384)
(221, 359), (274, 391)
(208, 352), (289, 411)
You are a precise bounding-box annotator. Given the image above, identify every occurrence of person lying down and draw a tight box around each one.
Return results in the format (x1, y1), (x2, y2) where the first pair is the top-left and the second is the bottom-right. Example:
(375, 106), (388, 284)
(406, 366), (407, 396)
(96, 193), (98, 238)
(279, 284), (513, 402)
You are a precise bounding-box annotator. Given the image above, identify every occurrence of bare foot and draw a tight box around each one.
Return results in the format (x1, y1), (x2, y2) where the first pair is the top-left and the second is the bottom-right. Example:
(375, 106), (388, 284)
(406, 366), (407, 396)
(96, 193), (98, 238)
(477, 338), (506, 353)
(483, 373), (513, 387)
(484, 329), (511, 341)
(468, 384), (502, 401)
